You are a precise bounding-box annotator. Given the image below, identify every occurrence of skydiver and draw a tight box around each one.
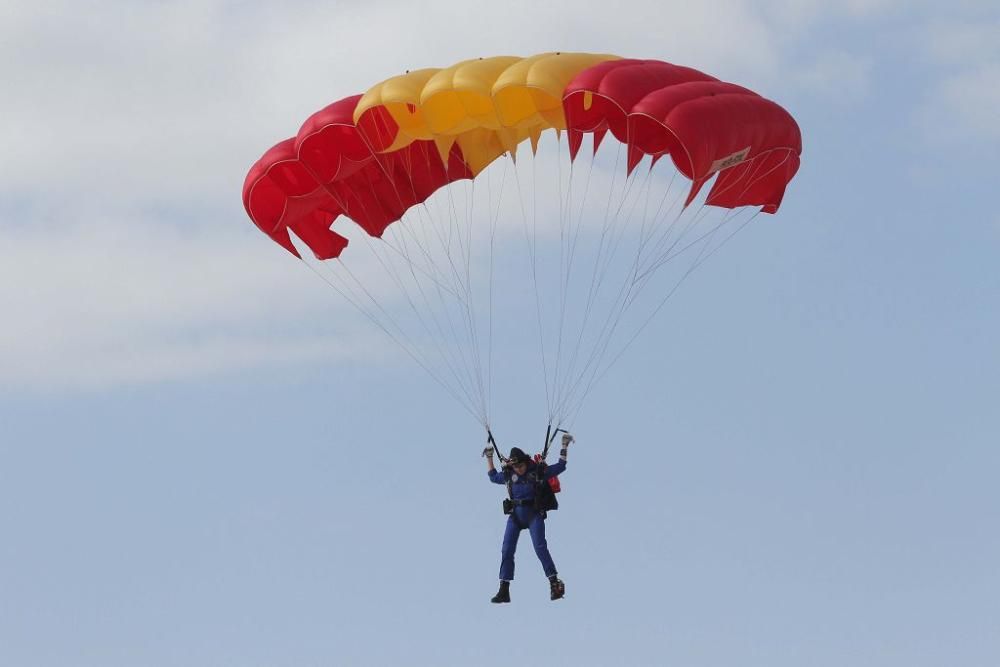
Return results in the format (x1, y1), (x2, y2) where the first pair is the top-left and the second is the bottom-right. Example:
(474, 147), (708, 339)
(484, 432), (573, 603)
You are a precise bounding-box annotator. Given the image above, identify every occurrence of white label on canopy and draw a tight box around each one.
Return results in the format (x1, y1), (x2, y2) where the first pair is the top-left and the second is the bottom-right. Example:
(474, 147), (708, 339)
(710, 146), (751, 173)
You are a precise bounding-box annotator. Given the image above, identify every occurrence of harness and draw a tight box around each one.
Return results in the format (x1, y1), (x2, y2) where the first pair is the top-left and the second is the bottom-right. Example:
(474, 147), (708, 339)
(502, 467), (551, 527)
(486, 425), (566, 526)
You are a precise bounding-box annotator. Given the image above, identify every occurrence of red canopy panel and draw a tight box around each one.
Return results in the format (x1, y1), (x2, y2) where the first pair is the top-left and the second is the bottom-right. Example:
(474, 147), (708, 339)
(563, 59), (801, 213)
(242, 95), (472, 260)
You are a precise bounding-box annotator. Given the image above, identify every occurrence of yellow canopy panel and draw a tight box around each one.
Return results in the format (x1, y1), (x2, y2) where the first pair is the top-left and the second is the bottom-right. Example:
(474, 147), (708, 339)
(354, 52), (620, 174)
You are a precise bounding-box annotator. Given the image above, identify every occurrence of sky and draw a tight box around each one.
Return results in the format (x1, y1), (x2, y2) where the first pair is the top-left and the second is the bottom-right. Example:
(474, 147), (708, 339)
(1, 1), (999, 665)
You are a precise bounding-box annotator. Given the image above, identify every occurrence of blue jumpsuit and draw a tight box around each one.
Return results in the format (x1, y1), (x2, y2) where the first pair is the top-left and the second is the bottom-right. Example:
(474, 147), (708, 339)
(489, 460), (566, 581)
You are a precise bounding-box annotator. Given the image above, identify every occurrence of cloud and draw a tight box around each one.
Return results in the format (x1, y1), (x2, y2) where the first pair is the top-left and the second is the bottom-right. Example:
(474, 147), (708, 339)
(790, 50), (872, 103)
(2, 0), (863, 212)
(921, 20), (1000, 64)
(914, 19), (1000, 144)
(930, 63), (1000, 141)
(0, 207), (387, 392)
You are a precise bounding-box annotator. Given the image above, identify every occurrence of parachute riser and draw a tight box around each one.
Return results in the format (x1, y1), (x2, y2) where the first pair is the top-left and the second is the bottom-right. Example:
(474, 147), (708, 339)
(540, 424), (568, 461)
(485, 428), (508, 464)
(482, 425), (565, 463)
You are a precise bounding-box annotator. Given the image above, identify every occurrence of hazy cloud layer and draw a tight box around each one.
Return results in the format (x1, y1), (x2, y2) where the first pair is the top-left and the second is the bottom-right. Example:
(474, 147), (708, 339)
(0, 205), (391, 391)
(0, 0), (991, 392)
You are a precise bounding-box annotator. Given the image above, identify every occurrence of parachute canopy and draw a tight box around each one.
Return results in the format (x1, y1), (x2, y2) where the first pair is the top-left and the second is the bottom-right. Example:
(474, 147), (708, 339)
(242, 53), (801, 261)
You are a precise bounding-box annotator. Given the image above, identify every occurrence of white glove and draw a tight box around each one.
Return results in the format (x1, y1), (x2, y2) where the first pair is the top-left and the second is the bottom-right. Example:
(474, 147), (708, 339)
(483, 447), (494, 459)
(561, 433), (574, 446)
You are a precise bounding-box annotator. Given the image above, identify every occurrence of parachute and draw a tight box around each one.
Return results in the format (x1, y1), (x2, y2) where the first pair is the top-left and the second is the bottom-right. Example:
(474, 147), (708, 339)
(242, 53), (801, 432)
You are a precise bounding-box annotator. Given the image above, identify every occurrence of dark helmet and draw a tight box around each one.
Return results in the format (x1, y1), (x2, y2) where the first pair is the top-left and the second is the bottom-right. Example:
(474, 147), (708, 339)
(507, 447), (530, 465)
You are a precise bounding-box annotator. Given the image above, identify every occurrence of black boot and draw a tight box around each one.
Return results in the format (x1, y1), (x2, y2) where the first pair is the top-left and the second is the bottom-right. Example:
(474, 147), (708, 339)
(549, 575), (565, 601)
(491, 580), (511, 604)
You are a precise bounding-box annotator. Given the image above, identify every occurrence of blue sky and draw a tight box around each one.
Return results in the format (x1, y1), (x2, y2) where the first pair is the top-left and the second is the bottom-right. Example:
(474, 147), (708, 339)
(2, 2), (998, 666)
